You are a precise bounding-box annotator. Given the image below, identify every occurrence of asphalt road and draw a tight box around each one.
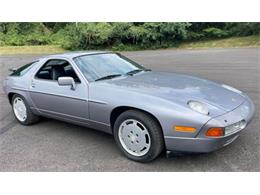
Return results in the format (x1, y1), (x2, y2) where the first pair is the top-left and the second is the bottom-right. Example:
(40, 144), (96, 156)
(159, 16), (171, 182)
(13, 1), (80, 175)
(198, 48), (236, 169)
(0, 48), (259, 171)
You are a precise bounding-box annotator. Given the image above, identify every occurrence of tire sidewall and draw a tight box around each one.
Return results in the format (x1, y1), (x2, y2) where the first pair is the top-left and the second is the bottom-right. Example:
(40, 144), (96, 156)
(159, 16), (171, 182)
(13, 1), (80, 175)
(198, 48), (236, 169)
(114, 110), (163, 162)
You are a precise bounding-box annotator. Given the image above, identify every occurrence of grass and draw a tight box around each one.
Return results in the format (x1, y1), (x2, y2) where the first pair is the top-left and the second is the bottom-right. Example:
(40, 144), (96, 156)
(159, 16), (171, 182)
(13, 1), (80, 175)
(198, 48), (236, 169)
(0, 35), (259, 55)
(0, 45), (66, 55)
(178, 35), (260, 49)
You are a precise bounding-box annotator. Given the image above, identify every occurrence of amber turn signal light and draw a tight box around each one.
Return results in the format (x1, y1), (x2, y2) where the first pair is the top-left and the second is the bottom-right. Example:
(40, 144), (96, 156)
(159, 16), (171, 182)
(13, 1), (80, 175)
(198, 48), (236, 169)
(206, 127), (224, 137)
(175, 126), (196, 132)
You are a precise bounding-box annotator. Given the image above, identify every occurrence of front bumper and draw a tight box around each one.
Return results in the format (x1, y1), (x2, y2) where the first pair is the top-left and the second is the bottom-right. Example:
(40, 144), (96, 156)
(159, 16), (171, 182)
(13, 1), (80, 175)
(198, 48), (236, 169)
(164, 98), (255, 153)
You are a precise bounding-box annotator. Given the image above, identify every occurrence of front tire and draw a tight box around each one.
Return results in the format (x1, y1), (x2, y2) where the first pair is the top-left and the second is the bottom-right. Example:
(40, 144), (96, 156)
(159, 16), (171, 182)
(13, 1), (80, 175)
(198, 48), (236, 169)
(12, 94), (39, 125)
(113, 110), (164, 162)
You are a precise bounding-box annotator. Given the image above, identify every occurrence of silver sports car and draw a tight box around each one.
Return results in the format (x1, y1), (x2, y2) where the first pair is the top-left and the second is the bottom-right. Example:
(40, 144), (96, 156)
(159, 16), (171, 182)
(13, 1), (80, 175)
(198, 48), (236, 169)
(3, 51), (255, 162)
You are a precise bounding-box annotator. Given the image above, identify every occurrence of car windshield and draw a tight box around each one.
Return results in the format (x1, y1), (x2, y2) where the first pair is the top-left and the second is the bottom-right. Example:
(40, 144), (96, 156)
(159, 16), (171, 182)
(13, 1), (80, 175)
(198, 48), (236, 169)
(73, 53), (146, 82)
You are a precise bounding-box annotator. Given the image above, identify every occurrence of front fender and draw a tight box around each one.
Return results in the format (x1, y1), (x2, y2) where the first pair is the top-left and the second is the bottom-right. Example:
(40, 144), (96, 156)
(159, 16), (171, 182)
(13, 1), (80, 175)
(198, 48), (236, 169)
(89, 83), (212, 138)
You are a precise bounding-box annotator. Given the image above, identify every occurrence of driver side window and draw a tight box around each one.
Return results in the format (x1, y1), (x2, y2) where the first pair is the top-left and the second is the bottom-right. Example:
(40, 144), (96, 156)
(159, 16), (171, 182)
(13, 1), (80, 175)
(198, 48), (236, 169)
(35, 59), (81, 83)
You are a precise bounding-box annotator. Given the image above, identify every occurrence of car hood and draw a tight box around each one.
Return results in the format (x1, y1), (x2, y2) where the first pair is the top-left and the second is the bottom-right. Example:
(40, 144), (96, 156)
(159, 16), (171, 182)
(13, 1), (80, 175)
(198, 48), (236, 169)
(105, 71), (245, 112)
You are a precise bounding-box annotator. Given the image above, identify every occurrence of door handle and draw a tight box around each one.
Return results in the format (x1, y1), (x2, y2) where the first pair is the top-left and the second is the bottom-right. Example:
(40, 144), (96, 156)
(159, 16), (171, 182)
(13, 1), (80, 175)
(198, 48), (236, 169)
(31, 81), (36, 88)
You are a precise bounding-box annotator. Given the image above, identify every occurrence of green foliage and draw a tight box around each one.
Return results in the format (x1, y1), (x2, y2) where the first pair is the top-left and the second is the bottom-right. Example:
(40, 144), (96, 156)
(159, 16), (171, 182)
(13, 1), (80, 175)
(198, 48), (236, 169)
(186, 31), (204, 40)
(203, 27), (230, 38)
(59, 23), (114, 50)
(80, 23), (113, 46)
(226, 23), (260, 36)
(110, 23), (132, 44)
(0, 22), (259, 50)
(129, 25), (149, 45)
(0, 23), (51, 46)
(57, 24), (84, 50)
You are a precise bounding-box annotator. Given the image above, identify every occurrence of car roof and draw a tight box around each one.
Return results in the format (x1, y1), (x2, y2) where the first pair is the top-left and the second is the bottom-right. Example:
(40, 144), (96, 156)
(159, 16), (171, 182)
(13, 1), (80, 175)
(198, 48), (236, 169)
(40, 51), (113, 60)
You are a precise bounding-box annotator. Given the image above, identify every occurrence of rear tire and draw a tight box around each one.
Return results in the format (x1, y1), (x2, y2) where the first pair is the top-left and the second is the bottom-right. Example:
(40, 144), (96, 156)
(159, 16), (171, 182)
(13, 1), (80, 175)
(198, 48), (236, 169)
(12, 94), (39, 125)
(113, 110), (164, 162)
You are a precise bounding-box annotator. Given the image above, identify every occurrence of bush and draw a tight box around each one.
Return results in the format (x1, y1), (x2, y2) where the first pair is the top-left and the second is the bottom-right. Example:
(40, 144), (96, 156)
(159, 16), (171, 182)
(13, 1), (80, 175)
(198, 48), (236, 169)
(186, 31), (204, 40)
(128, 25), (149, 45)
(0, 32), (5, 46)
(110, 23), (132, 44)
(203, 27), (230, 38)
(59, 24), (84, 50)
(0, 22), (259, 50)
(0, 23), (52, 46)
(227, 23), (260, 36)
(80, 23), (113, 46)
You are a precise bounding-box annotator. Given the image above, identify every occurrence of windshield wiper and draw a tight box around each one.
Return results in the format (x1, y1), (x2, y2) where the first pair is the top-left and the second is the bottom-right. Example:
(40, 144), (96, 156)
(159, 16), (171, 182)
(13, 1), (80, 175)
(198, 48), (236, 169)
(126, 69), (151, 76)
(126, 69), (144, 76)
(95, 74), (122, 81)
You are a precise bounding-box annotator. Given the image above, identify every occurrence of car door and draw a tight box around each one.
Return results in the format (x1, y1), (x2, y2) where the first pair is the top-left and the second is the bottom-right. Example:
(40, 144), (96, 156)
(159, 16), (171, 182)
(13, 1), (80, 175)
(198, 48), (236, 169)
(29, 58), (89, 124)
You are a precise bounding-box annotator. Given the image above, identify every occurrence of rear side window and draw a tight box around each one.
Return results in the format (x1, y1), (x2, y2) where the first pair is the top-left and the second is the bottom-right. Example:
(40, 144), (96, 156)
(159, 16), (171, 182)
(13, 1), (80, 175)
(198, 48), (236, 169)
(10, 61), (38, 76)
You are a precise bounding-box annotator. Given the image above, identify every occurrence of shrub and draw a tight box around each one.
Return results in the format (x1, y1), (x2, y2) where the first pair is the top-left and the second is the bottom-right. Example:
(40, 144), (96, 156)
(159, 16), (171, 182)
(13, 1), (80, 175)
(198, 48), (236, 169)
(203, 27), (230, 38)
(227, 23), (260, 36)
(186, 31), (204, 40)
(59, 24), (84, 50)
(128, 25), (149, 45)
(0, 22), (259, 50)
(110, 23), (132, 44)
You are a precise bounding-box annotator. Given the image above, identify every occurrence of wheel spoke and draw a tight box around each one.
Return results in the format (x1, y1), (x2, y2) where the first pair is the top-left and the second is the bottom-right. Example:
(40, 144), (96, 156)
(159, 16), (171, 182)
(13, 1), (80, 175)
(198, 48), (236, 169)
(118, 119), (151, 157)
(13, 97), (27, 122)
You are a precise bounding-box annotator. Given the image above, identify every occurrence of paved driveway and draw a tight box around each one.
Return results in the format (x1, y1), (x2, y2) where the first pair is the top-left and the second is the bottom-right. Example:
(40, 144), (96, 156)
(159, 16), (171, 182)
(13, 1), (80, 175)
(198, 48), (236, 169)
(0, 47), (259, 171)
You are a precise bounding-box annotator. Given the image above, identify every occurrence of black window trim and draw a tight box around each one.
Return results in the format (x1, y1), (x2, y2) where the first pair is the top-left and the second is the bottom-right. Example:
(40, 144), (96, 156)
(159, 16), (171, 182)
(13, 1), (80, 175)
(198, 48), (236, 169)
(34, 58), (81, 83)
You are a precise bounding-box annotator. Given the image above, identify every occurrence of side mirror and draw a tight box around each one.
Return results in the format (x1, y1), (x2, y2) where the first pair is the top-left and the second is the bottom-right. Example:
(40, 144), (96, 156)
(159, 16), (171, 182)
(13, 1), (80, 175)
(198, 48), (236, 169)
(58, 77), (76, 90)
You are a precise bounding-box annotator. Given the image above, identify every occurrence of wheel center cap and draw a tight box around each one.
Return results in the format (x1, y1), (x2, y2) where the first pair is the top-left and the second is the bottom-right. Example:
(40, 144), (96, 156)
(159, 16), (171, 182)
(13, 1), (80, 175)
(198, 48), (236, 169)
(130, 135), (136, 142)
